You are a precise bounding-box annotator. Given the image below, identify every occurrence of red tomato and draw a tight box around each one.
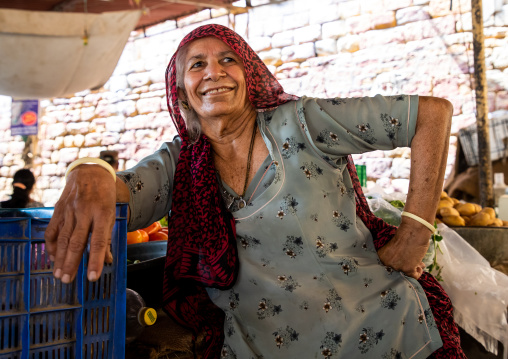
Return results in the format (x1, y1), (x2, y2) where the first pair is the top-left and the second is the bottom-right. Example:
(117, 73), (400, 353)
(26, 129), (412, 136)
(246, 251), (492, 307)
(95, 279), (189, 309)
(149, 231), (168, 241)
(160, 227), (168, 234)
(141, 222), (162, 235)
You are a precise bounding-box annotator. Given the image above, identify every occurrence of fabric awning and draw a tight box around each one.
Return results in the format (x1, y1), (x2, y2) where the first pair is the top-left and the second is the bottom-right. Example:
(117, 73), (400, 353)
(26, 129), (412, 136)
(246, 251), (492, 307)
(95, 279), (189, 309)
(0, 8), (142, 99)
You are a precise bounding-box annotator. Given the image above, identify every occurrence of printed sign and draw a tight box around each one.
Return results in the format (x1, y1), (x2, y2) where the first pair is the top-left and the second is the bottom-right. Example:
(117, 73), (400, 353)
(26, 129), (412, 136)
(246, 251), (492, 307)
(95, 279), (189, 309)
(11, 99), (39, 136)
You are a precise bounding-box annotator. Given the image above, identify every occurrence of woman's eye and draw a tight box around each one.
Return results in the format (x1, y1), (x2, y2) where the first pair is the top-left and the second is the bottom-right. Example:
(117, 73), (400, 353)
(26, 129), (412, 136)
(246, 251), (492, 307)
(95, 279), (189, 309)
(223, 57), (236, 63)
(191, 61), (203, 69)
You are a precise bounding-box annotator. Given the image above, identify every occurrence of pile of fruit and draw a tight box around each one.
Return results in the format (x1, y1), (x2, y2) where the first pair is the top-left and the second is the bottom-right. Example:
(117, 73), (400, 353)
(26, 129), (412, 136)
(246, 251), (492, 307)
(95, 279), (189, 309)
(126, 221), (168, 245)
(436, 191), (508, 227)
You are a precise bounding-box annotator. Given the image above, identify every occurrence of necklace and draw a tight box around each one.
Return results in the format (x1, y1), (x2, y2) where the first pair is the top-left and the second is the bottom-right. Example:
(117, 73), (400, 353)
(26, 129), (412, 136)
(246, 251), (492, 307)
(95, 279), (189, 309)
(218, 121), (257, 210)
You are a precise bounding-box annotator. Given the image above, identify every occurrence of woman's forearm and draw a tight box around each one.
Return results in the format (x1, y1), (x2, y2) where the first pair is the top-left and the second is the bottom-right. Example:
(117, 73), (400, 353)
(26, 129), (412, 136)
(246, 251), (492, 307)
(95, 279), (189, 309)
(402, 96), (453, 235)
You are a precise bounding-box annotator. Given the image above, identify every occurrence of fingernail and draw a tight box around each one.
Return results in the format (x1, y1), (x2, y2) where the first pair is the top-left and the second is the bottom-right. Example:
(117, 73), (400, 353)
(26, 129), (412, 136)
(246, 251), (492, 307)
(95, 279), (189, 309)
(50, 255), (55, 262)
(88, 271), (97, 281)
(54, 268), (62, 278)
(62, 274), (71, 283)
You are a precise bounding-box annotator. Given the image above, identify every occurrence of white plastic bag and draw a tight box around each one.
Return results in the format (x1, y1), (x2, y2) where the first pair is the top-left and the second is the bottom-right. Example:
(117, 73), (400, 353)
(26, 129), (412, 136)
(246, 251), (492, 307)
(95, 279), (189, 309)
(434, 224), (508, 358)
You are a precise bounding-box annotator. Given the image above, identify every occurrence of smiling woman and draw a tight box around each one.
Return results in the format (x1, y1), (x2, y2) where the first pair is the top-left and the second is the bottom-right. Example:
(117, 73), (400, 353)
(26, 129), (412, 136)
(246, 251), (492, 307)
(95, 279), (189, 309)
(46, 24), (465, 359)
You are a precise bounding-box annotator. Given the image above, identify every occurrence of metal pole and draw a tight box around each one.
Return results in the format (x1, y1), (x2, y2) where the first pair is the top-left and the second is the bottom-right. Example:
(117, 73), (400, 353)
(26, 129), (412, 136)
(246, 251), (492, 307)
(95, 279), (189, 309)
(471, 0), (494, 207)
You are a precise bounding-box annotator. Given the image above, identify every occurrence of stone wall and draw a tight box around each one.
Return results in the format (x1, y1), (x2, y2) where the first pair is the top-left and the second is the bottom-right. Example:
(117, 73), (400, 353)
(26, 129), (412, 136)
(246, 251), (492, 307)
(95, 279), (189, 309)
(1, 0), (508, 205)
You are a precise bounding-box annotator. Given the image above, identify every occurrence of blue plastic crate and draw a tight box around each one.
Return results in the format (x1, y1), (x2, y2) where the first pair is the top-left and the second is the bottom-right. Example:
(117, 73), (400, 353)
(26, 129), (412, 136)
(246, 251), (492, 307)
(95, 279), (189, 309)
(0, 204), (127, 359)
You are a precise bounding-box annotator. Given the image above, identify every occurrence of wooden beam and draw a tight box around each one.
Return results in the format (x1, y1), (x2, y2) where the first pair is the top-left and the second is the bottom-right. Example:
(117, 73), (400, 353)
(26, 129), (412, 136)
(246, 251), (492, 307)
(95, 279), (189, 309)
(162, 0), (248, 13)
(471, 0), (494, 207)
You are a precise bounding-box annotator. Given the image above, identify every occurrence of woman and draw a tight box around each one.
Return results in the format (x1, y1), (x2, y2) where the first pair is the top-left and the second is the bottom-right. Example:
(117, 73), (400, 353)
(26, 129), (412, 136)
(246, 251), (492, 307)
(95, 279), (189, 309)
(1, 168), (43, 208)
(45, 25), (464, 358)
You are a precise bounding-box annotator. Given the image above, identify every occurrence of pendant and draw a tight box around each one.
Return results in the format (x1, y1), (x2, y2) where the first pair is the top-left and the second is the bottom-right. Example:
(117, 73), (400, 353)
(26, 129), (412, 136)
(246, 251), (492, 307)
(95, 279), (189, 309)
(238, 198), (247, 209)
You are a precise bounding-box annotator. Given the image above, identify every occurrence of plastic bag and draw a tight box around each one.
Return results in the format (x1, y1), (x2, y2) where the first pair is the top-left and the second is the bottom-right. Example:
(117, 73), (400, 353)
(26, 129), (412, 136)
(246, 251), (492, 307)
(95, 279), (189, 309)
(434, 224), (508, 358)
(366, 196), (403, 227)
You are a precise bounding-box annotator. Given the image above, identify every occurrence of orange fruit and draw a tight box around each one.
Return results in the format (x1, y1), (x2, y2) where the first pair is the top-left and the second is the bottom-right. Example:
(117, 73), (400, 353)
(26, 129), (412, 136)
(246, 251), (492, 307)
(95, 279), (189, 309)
(149, 231), (168, 242)
(127, 229), (149, 245)
(127, 230), (143, 245)
(141, 221), (162, 235)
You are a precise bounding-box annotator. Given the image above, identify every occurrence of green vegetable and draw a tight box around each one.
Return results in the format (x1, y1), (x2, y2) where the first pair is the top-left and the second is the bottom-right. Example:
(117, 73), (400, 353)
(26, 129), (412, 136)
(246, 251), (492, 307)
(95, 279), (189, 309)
(389, 200), (405, 209)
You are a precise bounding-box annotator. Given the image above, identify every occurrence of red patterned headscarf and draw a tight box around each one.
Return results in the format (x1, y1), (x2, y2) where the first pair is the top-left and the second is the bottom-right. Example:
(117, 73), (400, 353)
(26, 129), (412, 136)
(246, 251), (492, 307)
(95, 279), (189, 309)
(162, 24), (462, 359)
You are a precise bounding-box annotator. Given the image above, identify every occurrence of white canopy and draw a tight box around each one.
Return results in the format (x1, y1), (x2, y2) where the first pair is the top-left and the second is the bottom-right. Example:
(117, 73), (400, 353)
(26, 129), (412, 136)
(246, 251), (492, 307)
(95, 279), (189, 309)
(0, 8), (141, 99)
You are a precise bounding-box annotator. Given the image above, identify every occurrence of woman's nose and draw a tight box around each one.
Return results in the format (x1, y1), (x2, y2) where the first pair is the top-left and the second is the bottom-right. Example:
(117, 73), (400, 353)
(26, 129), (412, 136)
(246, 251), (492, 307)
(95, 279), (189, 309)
(203, 63), (226, 81)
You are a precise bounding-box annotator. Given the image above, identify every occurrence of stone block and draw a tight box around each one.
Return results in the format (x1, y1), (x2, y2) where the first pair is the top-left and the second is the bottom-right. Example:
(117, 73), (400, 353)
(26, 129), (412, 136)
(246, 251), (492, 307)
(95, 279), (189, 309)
(41, 164), (58, 177)
(429, 0), (471, 17)
(136, 97), (162, 115)
(492, 46), (508, 68)
(322, 20), (348, 39)
(309, 5), (340, 24)
(83, 93), (102, 106)
(46, 123), (67, 138)
(283, 12), (309, 31)
(126, 72), (151, 88)
(0, 142), (8, 155)
(495, 5), (508, 26)
(396, 6), (430, 25)
(258, 49), (282, 66)
(249, 36), (272, 52)
(84, 133), (102, 147)
(80, 106), (96, 122)
(149, 67), (166, 85)
(95, 101), (117, 118)
(120, 130), (136, 144)
(59, 148), (79, 163)
(63, 135), (74, 148)
(101, 132), (121, 146)
(74, 134), (85, 147)
(78, 146), (107, 159)
(105, 116), (126, 133)
(496, 91), (508, 110)
(338, 1), (361, 19)
(385, 0), (413, 11)
(346, 14), (373, 34)
(264, 16), (284, 37)
(294, 24), (322, 44)
(126, 115), (149, 130)
(316, 39), (338, 56)
(117, 100), (138, 117)
(281, 43), (316, 62)
(7, 141), (24, 155)
(106, 75), (129, 93)
(0, 165), (10, 177)
(337, 35), (360, 53)
(272, 31), (294, 49)
(66, 122), (90, 135)
(403, 15), (455, 42)
(371, 11), (397, 29)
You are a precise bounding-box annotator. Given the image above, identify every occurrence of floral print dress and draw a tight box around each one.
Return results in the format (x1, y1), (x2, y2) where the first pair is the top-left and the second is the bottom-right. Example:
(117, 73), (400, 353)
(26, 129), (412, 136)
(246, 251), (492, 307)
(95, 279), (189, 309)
(208, 95), (443, 359)
(119, 95), (443, 359)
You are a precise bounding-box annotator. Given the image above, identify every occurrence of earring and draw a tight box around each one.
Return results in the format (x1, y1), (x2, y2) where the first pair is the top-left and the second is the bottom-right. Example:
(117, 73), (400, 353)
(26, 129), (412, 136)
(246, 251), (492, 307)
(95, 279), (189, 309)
(181, 101), (190, 110)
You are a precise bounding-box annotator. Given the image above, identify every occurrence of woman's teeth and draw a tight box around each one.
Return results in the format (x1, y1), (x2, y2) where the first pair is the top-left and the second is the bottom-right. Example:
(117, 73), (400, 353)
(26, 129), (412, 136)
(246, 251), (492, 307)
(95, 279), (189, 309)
(205, 88), (230, 95)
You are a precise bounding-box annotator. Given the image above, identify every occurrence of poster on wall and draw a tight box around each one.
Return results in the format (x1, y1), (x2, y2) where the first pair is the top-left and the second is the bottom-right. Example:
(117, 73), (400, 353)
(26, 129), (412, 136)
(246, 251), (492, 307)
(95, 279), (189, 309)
(11, 99), (38, 136)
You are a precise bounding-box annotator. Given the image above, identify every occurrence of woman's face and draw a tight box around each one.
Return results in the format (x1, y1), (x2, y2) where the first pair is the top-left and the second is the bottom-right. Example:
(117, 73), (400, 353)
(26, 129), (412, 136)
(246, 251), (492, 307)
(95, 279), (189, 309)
(179, 37), (252, 122)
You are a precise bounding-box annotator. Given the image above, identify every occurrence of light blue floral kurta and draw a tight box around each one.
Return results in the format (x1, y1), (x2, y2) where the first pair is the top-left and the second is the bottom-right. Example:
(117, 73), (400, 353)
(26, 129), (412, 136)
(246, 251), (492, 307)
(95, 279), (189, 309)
(119, 95), (443, 359)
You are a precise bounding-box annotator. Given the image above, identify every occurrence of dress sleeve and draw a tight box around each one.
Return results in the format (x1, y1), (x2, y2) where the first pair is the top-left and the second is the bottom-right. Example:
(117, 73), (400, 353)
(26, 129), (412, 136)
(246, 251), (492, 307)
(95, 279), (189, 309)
(117, 136), (181, 231)
(301, 95), (419, 157)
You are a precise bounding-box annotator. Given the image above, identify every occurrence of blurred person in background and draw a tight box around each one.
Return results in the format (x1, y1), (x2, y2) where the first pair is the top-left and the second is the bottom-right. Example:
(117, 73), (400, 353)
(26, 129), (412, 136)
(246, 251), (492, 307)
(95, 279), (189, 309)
(1, 168), (43, 208)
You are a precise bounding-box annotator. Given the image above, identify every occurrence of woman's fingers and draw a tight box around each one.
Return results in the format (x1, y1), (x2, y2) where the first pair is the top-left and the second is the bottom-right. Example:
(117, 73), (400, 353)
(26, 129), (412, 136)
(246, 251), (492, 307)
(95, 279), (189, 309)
(86, 209), (116, 281)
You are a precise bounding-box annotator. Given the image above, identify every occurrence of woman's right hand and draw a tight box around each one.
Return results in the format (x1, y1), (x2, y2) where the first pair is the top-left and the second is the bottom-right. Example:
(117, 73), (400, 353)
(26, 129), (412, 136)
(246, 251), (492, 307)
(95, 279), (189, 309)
(44, 164), (117, 283)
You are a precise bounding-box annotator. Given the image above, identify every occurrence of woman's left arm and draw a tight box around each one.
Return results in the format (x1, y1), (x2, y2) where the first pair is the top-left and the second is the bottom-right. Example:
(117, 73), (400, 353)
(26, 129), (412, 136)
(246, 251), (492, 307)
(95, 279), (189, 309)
(377, 96), (453, 279)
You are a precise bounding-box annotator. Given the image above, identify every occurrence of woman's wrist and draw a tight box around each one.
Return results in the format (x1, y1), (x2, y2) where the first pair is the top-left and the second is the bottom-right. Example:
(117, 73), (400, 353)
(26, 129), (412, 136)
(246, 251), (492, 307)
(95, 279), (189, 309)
(65, 157), (116, 182)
